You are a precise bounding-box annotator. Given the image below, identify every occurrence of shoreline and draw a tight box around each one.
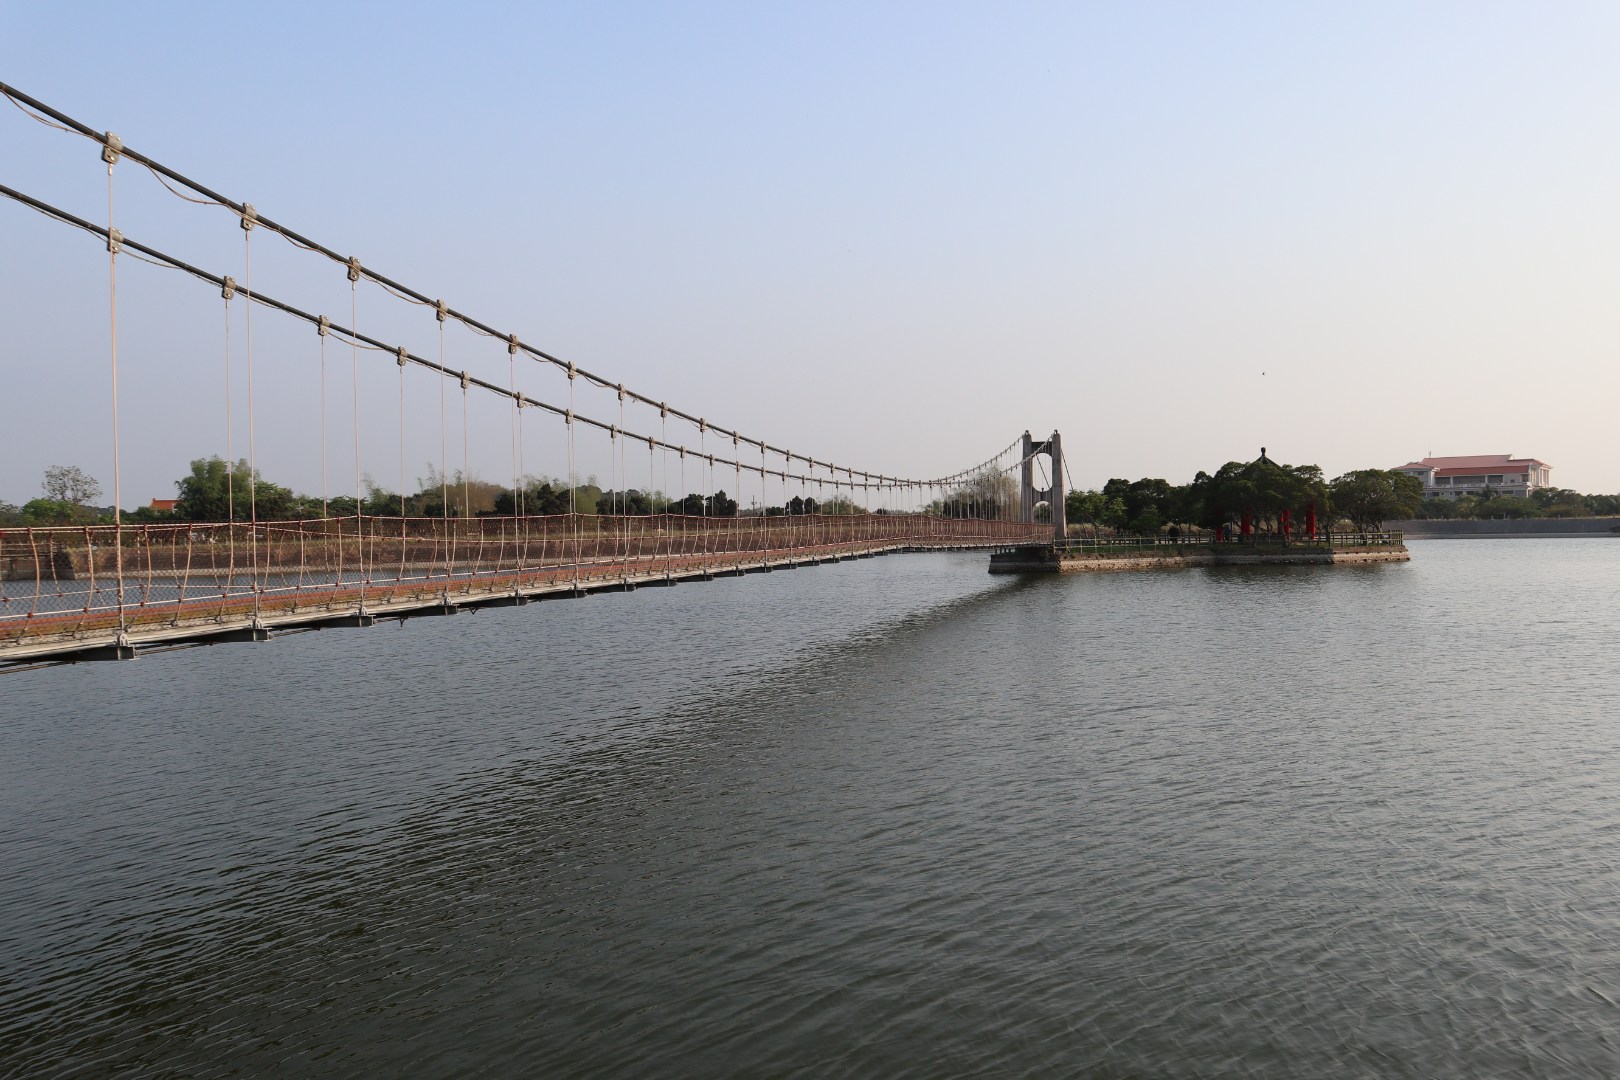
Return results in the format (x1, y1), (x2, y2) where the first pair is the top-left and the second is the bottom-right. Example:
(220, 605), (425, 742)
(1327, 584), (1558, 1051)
(990, 540), (1409, 574)
(1389, 517), (1619, 540)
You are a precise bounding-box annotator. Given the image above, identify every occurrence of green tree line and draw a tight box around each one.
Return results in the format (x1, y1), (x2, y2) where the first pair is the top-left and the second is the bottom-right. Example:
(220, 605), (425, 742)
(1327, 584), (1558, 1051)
(1065, 459), (1619, 536)
(7, 457), (1618, 529)
(1067, 460), (1418, 535)
(0, 458), (772, 525)
(1413, 487), (1620, 520)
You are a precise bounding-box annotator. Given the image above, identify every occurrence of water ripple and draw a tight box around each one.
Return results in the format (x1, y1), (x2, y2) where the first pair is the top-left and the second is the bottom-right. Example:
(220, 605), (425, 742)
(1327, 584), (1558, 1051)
(2, 542), (1620, 1076)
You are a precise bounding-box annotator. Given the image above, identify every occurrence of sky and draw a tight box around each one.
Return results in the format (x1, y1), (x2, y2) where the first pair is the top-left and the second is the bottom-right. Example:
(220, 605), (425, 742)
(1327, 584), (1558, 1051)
(3, 1), (1618, 508)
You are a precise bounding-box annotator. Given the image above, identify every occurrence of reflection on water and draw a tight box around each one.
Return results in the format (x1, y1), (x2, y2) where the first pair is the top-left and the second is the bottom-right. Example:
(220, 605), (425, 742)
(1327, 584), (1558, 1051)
(3, 540), (1619, 1077)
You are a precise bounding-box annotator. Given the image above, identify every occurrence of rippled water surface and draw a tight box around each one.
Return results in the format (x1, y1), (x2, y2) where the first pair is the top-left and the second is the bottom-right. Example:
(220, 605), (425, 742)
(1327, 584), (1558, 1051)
(3, 539), (1619, 1078)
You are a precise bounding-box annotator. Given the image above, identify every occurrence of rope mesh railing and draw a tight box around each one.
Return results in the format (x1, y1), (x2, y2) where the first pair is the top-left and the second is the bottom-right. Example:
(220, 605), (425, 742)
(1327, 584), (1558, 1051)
(0, 513), (1050, 657)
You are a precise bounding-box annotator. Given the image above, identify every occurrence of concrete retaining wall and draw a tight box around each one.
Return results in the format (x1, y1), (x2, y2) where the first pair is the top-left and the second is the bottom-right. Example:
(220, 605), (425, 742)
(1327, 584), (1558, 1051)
(1390, 518), (1620, 539)
(989, 544), (1409, 574)
(1053, 549), (1407, 572)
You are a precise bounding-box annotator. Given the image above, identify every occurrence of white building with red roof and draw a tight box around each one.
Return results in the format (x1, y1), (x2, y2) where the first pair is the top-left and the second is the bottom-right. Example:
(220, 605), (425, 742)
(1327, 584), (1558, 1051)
(1394, 454), (1552, 499)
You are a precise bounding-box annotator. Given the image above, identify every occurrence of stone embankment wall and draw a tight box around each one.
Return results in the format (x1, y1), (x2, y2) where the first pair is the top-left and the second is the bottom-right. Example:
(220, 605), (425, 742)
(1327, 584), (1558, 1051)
(1389, 518), (1620, 539)
(1054, 547), (1408, 572)
(989, 544), (1409, 574)
(1, 549), (79, 581)
(1057, 554), (1212, 572)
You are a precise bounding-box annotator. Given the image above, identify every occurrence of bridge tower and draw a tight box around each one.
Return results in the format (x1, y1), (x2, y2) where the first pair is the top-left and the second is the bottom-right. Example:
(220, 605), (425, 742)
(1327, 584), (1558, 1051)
(1019, 430), (1065, 543)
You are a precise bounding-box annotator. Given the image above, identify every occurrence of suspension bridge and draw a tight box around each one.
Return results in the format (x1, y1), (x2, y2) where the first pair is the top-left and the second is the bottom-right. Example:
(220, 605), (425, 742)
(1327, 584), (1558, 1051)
(0, 83), (1067, 672)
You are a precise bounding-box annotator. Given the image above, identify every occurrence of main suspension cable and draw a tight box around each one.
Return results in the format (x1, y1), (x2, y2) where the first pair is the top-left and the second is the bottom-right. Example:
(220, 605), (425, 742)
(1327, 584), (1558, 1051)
(0, 81), (1010, 490)
(1, 180), (1029, 496)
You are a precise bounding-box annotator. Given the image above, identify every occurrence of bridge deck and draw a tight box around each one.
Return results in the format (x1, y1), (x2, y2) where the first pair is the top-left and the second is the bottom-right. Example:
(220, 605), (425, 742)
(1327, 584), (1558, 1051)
(1, 514), (1044, 668)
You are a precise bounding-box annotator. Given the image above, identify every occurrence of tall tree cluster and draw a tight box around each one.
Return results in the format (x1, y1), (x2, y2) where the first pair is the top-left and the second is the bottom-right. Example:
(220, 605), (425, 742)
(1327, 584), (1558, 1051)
(1065, 458), (1426, 535)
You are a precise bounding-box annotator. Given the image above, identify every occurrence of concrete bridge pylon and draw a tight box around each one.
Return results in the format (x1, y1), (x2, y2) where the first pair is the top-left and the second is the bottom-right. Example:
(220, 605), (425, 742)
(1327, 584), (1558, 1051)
(1019, 430), (1065, 544)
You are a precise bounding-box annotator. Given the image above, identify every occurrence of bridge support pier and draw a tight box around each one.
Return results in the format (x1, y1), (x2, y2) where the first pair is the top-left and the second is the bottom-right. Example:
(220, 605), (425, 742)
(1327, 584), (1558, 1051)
(313, 612), (377, 628)
(989, 545), (1063, 574)
(404, 601), (459, 617)
(76, 641), (137, 661)
(217, 625), (272, 642)
(473, 593), (528, 608)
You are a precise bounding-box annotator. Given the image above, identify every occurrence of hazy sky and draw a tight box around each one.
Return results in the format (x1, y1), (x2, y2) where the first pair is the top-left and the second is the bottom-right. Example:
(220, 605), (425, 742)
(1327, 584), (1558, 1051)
(3, 1), (1618, 508)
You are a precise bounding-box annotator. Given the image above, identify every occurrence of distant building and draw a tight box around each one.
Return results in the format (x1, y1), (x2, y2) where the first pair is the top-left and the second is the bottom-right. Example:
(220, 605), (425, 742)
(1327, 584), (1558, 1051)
(148, 498), (179, 512)
(1394, 455), (1552, 499)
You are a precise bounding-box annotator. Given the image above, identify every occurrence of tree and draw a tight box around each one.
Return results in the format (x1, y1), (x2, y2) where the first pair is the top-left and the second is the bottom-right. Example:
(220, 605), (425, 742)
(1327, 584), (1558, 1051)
(360, 478), (401, 517)
(820, 495), (860, 515)
(1475, 495), (1540, 519)
(1327, 470), (1424, 531)
(1123, 478), (1173, 526)
(174, 457), (233, 520)
(1198, 456), (1328, 535)
(19, 498), (77, 525)
(941, 470), (1018, 519)
(127, 502), (179, 523)
(707, 490), (738, 517)
(1090, 477), (1179, 533)
(671, 493), (700, 515)
(1589, 494), (1620, 516)
(1126, 506), (1164, 534)
(575, 484), (603, 515)
(174, 456), (295, 521)
(1065, 489), (1107, 525)
(41, 465), (102, 518)
(596, 488), (660, 515)
(1531, 487), (1590, 518)
(664, 490), (737, 517)
(493, 479), (571, 516)
(1168, 479), (1205, 530)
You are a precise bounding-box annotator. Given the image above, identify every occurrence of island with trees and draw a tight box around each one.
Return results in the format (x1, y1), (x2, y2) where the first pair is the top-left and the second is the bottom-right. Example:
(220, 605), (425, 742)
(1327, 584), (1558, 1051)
(996, 451), (1427, 572)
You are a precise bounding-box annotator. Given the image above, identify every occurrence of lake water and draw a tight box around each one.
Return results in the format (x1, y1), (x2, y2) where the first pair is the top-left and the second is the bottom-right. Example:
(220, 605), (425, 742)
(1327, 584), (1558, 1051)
(2, 538), (1618, 1078)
